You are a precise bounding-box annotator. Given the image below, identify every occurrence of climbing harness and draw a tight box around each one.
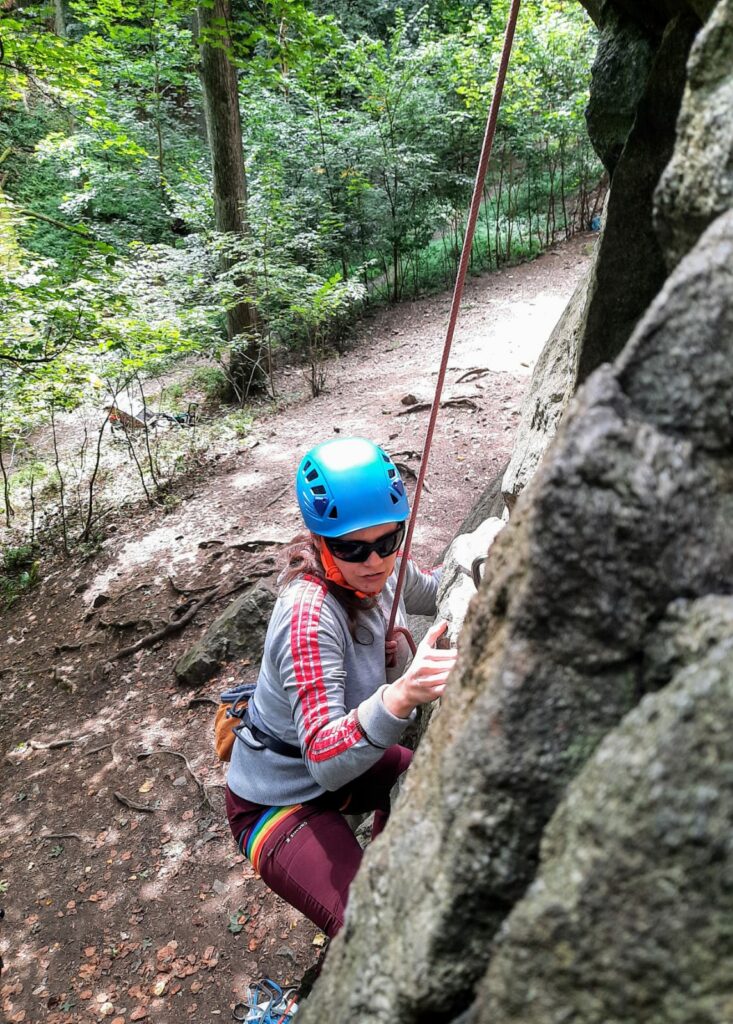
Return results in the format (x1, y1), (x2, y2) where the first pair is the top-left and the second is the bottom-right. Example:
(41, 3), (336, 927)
(232, 979), (299, 1023)
(386, 0), (522, 646)
(215, 684), (301, 761)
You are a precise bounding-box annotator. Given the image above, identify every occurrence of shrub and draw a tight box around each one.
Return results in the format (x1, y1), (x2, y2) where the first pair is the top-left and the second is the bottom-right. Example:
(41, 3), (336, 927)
(1, 544), (40, 609)
(188, 366), (229, 402)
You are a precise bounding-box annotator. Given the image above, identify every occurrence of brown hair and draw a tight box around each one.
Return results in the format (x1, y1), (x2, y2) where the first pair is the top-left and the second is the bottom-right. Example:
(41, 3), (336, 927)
(280, 532), (377, 640)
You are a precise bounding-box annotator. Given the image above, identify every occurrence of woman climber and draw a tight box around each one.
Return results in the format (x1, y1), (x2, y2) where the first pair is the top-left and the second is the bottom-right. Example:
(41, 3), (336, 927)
(225, 436), (457, 938)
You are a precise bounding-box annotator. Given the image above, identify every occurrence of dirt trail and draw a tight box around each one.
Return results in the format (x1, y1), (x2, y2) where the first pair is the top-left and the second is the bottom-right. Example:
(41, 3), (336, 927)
(0, 234), (593, 1024)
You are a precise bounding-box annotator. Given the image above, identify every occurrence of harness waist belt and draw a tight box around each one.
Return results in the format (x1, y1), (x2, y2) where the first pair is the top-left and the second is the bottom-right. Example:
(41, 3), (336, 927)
(239, 708), (302, 759)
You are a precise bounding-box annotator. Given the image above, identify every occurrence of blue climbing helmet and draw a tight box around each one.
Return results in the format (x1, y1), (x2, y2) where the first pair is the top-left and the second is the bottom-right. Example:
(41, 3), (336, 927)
(296, 437), (410, 537)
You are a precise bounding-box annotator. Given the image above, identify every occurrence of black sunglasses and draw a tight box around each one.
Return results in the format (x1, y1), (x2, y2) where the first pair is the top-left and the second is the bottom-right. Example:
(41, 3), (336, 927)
(325, 523), (406, 563)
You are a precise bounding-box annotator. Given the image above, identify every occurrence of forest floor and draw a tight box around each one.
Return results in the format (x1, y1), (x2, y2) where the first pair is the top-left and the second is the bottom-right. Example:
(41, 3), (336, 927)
(0, 233), (594, 1024)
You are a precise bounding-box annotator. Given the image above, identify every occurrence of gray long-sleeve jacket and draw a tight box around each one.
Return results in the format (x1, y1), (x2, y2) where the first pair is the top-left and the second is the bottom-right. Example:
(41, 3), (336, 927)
(226, 559), (440, 806)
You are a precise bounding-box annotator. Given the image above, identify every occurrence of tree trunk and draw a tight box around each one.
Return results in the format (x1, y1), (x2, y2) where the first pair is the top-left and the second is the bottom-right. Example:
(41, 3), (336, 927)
(195, 1), (264, 399)
(54, 0), (66, 36)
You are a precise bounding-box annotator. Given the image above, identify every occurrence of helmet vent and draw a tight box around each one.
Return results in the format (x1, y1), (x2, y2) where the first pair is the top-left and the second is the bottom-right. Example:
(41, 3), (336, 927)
(328, 506), (339, 519)
(306, 469), (319, 483)
(390, 493), (400, 504)
(311, 485), (326, 495)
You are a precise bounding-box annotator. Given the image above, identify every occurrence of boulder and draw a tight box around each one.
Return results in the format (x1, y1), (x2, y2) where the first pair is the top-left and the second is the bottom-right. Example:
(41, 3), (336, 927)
(655, 0), (733, 268)
(174, 580), (276, 686)
(302, 212), (733, 1024)
(476, 612), (733, 1024)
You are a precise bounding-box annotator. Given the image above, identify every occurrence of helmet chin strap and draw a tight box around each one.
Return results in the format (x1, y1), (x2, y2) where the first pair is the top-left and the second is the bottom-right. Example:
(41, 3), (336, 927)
(319, 538), (375, 600)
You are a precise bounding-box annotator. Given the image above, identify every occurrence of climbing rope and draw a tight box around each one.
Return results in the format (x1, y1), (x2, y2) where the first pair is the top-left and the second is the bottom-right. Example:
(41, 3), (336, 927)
(387, 0), (522, 645)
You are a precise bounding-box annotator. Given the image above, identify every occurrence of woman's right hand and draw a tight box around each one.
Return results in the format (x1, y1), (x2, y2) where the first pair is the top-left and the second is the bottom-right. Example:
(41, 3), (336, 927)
(383, 620), (457, 719)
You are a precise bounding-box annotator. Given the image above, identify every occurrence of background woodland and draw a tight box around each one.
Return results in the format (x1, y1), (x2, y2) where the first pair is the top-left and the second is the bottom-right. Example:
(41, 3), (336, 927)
(0, 0), (600, 599)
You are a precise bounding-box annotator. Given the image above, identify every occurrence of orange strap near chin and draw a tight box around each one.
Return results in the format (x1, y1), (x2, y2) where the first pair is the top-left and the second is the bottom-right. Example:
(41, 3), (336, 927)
(319, 538), (370, 600)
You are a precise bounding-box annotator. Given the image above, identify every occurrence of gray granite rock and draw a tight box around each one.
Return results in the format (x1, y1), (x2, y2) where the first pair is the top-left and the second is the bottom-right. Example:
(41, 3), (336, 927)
(436, 517), (505, 645)
(655, 0), (733, 268)
(174, 580), (276, 686)
(575, 12), (698, 383)
(302, 212), (733, 1024)
(477, 615), (733, 1024)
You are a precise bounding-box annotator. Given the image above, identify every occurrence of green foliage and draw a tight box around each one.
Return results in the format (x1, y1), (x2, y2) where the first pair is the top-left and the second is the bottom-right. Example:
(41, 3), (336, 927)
(1, 544), (41, 609)
(8, 461), (53, 494)
(0, 0), (601, 548)
(188, 366), (229, 402)
(223, 410), (253, 438)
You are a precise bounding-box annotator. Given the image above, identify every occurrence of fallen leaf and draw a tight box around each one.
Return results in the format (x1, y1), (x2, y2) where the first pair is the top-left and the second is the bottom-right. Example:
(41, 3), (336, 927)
(138, 779), (154, 794)
(312, 932), (327, 947)
(155, 942), (178, 965)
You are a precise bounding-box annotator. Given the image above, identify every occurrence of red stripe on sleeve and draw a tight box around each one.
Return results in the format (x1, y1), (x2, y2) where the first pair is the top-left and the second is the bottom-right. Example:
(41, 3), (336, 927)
(289, 579), (364, 764)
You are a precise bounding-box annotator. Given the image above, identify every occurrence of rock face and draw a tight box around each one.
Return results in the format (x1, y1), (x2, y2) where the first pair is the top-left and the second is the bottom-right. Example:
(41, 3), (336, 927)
(174, 581), (276, 686)
(574, 10), (699, 382)
(506, 3), (701, 509)
(303, 4), (733, 1022)
(655, 0), (733, 268)
(477, 610), (733, 1024)
(436, 517), (505, 644)
(304, 209), (733, 1024)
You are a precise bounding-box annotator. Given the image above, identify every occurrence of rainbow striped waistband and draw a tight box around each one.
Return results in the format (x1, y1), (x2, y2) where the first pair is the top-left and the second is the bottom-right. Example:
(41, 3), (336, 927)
(243, 804), (303, 873)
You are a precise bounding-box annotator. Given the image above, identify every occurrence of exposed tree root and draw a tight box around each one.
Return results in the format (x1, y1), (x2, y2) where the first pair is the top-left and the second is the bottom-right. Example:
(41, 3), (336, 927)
(137, 747), (217, 812)
(54, 637), (104, 653)
(30, 734), (90, 750)
(187, 696), (219, 709)
(108, 566), (275, 662)
(113, 791), (156, 812)
(396, 396), (479, 416)
(455, 366), (489, 384)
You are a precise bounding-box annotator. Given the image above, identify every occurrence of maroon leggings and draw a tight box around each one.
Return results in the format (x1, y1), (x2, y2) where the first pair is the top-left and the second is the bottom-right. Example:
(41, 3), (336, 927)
(226, 746), (412, 938)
